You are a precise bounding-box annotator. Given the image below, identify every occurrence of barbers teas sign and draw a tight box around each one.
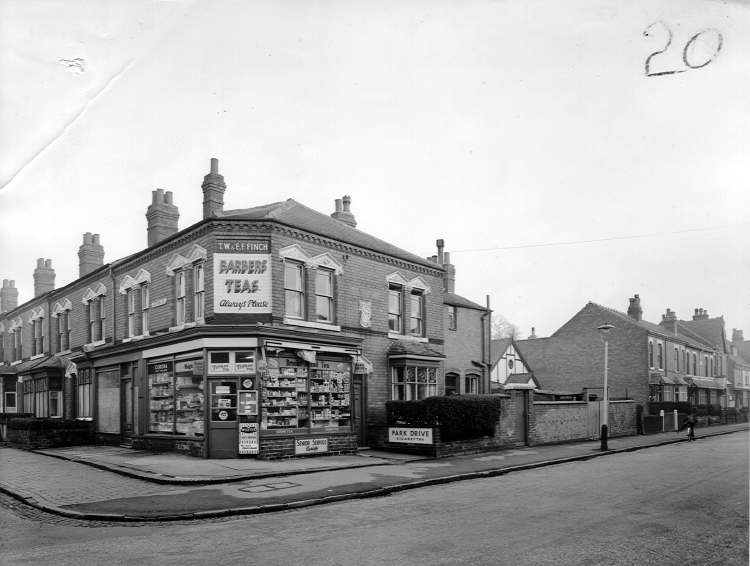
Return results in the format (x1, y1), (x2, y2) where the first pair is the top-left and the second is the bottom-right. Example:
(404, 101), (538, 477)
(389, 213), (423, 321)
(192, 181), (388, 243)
(214, 240), (272, 314)
(388, 427), (433, 445)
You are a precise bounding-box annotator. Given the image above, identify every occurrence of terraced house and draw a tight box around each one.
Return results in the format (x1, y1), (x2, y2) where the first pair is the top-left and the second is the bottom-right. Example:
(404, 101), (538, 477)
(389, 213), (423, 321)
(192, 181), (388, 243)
(0, 159), (490, 458)
(507, 295), (728, 414)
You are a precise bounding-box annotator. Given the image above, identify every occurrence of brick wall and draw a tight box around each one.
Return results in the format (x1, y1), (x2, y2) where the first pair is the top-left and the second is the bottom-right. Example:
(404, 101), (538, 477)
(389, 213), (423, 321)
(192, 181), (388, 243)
(528, 401), (588, 445)
(609, 400), (637, 436)
(258, 432), (357, 459)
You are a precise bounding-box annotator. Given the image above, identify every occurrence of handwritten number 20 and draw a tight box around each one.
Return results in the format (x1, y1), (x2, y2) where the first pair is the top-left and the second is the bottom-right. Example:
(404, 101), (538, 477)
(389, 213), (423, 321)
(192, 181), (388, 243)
(643, 21), (723, 77)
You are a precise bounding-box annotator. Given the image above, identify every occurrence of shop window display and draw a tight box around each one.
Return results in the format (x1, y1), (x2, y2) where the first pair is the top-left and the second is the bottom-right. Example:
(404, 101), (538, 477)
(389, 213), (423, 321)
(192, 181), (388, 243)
(149, 356), (204, 435)
(261, 353), (351, 432)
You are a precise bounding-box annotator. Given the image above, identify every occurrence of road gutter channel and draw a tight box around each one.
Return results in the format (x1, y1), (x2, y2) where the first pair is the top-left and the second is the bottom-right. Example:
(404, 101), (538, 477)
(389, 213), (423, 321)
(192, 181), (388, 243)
(4, 428), (746, 523)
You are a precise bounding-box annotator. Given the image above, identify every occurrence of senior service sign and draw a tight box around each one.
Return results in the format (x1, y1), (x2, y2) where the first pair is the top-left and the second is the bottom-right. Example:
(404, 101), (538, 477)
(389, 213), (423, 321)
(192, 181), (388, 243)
(214, 240), (272, 314)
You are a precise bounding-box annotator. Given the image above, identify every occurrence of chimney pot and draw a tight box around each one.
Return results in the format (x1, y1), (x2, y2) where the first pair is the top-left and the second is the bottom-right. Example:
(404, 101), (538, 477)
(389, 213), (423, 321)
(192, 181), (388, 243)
(627, 294), (643, 321)
(330, 195), (357, 227)
(211, 157), (219, 174)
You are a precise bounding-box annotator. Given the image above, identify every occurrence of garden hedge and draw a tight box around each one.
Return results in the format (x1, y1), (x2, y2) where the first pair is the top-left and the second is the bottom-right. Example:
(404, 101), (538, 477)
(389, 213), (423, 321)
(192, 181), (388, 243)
(386, 395), (503, 441)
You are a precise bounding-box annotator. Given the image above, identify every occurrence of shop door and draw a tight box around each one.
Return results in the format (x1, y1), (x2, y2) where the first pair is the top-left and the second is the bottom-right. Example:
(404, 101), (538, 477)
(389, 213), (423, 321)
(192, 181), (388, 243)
(208, 378), (238, 458)
(121, 378), (133, 436)
(351, 375), (367, 446)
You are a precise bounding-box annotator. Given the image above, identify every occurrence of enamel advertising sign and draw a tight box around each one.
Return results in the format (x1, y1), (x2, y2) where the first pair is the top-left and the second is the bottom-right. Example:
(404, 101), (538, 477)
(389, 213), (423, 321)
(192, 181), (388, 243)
(214, 240), (272, 314)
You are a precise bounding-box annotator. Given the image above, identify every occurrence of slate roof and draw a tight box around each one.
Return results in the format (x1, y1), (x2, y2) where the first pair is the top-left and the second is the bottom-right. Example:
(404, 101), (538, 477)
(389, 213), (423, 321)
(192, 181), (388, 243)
(444, 292), (486, 311)
(564, 302), (716, 351)
(514, 337), (562, 384)
(222, 199), (440, 269)
(505, 372), (538, 386)
(387, 341), (445, 358)
(490, 338), (512, 365)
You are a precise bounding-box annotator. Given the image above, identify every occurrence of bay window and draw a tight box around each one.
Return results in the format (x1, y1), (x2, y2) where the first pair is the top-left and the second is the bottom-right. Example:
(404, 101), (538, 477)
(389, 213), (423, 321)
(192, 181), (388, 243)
(391, 365), (438, 400)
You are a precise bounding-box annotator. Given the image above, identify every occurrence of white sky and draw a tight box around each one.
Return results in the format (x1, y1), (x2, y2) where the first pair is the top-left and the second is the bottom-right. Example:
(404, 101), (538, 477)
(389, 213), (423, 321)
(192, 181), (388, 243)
(1, 0), (748, 338)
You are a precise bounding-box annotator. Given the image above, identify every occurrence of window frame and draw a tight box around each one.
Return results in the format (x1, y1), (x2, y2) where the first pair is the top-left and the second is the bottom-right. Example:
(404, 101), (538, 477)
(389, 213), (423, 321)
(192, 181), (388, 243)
(447, 305), (457, 331)
(175, 270), (187, 325)
(391, 364), (438, 401)
(127, 288), (137, 337)
(388, 284), (403, 334)
(314, 268), (335, 323)
(193, 263), (205, 321)
(283, 260), (305, 320)
(648, 341), (654, 368)
(409, 290), (424, 337)
(141, 284), (150, 334)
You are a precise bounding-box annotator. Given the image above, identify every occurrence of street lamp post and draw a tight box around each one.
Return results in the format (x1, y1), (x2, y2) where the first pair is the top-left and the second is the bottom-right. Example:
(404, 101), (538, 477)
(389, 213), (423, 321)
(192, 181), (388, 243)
(598, 322), (614, 450)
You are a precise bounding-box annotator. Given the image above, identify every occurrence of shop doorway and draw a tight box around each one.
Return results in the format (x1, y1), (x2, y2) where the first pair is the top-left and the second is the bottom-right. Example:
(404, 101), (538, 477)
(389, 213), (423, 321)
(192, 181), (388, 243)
(351, 374), (367, 446)
(121, 377), (133, 437)
(208, 378), (238, 458)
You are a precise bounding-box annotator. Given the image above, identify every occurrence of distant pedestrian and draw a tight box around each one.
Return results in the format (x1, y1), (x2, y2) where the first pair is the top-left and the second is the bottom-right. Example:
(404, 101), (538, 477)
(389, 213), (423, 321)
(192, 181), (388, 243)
(678, 413), (697, 441)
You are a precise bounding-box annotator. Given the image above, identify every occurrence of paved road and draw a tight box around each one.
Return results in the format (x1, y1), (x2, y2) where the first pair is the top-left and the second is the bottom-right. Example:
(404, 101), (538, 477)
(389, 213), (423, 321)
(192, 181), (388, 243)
(2, 432), (747, 566)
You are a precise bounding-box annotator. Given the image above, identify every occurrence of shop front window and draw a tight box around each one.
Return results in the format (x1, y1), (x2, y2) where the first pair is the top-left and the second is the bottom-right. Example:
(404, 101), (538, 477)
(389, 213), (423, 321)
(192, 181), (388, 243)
(148, 356), (204, 435)
(261, 353), (351, 431)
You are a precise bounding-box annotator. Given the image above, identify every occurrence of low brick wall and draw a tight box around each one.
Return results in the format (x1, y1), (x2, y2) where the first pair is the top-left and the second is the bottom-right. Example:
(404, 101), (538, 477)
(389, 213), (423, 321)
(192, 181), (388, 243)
(259, 432), (357, 459)
(132, 435), (206, 457)
(5, 420), (95, 449)
(528, 401), (588, 445)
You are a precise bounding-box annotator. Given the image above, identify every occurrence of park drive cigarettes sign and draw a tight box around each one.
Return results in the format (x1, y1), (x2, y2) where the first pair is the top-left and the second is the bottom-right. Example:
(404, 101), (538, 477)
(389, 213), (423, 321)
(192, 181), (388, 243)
(388, 427), (433, 445)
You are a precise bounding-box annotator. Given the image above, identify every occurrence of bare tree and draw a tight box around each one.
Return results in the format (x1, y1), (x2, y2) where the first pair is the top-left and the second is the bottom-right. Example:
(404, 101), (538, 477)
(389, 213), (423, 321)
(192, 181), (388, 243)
(491, 315), (521, 340)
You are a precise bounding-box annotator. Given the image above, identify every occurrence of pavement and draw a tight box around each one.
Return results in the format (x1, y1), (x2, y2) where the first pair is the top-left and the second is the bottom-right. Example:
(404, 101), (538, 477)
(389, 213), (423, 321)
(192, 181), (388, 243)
(1, 422), (747, 522)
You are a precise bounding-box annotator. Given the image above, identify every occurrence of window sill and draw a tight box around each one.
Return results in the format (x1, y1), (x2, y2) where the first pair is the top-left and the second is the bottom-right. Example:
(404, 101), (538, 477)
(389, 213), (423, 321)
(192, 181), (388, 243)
(283, 318), (341, 332)
(83, 340), (106, 351)
(122, 334), (149, 343)
(388, 332), (428, 343)
(30, 353), (46, 360)
(56, 350), (72, 356)
(169, 322), (196, 333)
(10, 360), (23, 366)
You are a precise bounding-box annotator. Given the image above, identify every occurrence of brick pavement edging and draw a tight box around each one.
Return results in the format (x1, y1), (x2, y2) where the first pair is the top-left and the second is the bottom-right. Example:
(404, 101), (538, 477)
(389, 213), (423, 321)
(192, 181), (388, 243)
(1, 426), (746, 523)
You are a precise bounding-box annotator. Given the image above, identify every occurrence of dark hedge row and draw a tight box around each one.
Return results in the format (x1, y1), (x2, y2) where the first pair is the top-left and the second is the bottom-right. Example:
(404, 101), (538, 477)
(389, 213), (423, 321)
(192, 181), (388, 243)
(386, 395), (503, 441)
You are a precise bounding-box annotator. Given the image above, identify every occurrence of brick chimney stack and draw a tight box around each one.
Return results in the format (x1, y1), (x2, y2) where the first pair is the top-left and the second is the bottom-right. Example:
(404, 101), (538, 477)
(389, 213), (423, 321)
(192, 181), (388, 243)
(732, 329), (745, 343)
(627, 294), (643, 321)
(33, 258), (55, 297)
(78, 232), (105, 277)
(0, 279), (18, 312)
(202, 157), (226, 219)
(692, 308), (709, 321)
(435, 239), (456, 294)
(661, 308), (678, 334)
(146, 188), (179, 247)
(330, 195), (357, 228)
